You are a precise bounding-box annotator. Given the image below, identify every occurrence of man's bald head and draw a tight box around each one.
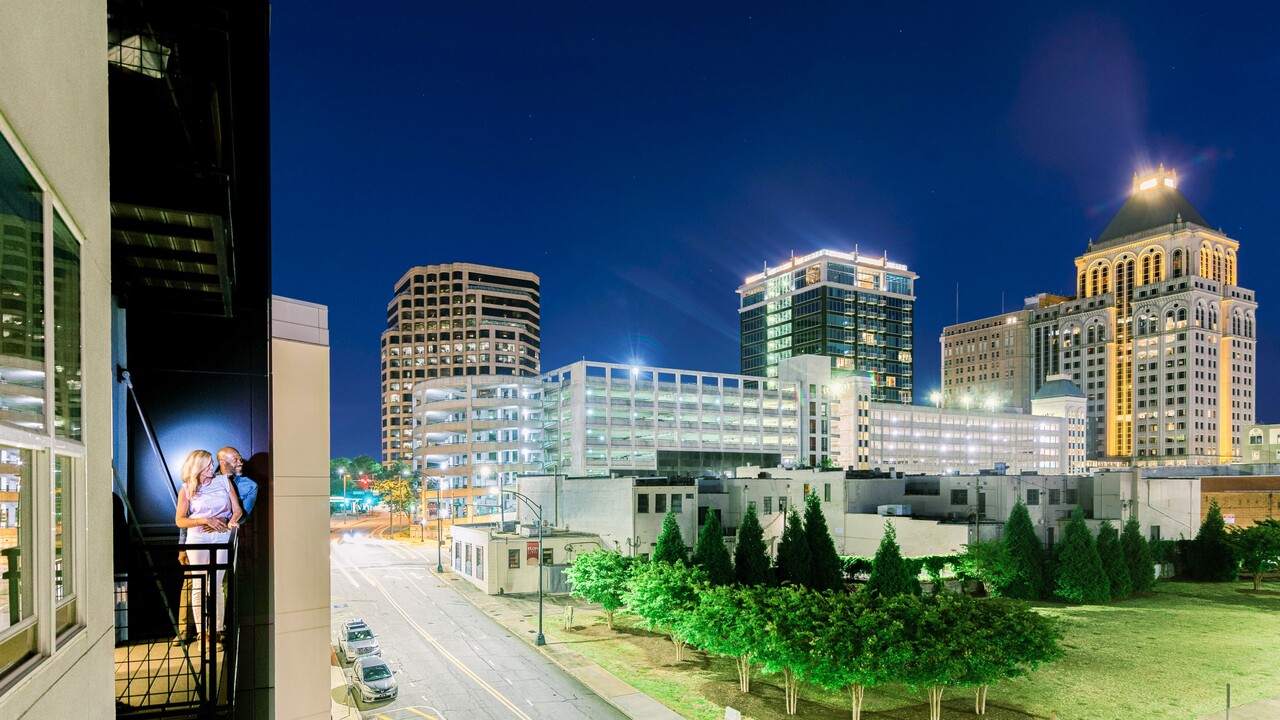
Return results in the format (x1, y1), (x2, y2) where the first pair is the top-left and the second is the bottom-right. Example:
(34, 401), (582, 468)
(218, 447), (244, 475)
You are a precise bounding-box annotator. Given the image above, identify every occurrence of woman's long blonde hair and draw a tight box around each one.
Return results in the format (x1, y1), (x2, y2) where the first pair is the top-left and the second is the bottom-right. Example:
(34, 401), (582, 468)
(181, 449), (215, 503)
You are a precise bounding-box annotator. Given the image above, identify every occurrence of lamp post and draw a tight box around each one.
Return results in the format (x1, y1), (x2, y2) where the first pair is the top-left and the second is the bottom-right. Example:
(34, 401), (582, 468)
(405, 468), (444, 573)
(492, 487), (545, 646)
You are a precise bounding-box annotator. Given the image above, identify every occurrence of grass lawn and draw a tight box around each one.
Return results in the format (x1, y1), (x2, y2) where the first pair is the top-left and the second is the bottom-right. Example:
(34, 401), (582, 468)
(550, 581), (1280, 720)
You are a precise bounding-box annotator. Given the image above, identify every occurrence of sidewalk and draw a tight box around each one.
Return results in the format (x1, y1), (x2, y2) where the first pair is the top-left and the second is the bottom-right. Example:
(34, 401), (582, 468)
(434, 567), (685, 720)
(1198, 697), (1280, 720)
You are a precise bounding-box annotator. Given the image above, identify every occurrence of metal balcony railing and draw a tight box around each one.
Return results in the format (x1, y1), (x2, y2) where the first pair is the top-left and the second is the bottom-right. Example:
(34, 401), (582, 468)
(114, 536), (239, 719)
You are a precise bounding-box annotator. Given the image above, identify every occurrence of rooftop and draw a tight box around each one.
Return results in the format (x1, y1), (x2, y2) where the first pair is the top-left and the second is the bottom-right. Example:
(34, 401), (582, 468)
(1093, 165), (1211, 249)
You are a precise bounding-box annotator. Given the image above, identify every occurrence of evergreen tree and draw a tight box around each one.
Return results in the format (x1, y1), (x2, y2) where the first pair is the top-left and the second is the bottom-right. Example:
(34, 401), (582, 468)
(1121, 514), (1156, 592)
(734, 502), (773, 586)
(803, 492), (845, 591)
(774, 507), (812, 587)
(652, 510), (688, 565)
(864, 522), (919, 597)
(1053, 507), (1110, 603)
(1095, 519), (1132, 599)
(1192, 499), (1238, 582)
(692, 509), (735, 585)
(1002, 500), (1046, 600)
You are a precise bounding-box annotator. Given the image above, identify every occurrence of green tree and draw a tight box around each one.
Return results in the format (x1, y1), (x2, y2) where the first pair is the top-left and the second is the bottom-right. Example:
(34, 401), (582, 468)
(734, 502), (772, 586)
(652, 510), (688, 565)
(330, 457), (353, 497)
(1096, 519), (1132, 599)
(803, 492), (844, 591)
(677, 584), (768, 692)
(1229, 518), (1280, 591)
(1192, 499), (1239, 581)
(806, 592), (891, 720)
(1002, 500), (1046, 599)
(692, 510), (734, 586)
(622, 561), (706, 661)
(754, 585), (825, 715)
(955, 540), (1016, 596)
(1121, 514), (1156, 593)
(945, 595), (1064, 715)
(564, 550), (638, 629)
(864, 522), (920, 597)
(872, 593), (961, 720)
(372, 475), (415, 528)
(1053, 507), (1110, 603)
(774, 507), (811, 587)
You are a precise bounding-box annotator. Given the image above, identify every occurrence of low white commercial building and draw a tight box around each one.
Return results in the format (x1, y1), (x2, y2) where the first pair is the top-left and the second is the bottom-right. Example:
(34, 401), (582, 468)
(450, 523), (604, 595)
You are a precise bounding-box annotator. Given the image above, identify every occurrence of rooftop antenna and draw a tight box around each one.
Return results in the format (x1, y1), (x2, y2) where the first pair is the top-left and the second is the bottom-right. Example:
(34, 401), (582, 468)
(1001, 291), (1005, 314)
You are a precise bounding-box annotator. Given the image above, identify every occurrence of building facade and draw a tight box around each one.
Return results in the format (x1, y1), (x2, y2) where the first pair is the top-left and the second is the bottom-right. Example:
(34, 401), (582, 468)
(738, 249), (917, 403)
(538, 361), (800, 477)
(940, 293), (1068, 413)
(413, 375), (543, 535)
(381, 263), (541, 462)
(1029, 166), (1256, 465)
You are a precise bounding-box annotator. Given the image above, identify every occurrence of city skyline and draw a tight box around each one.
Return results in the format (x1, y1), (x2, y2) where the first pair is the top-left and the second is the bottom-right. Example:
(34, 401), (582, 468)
(267, 3), (1280, 457)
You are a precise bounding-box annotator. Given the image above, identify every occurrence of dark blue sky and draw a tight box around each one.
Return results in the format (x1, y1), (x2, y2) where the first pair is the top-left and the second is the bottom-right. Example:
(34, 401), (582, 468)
(270, 2), (1280, 458)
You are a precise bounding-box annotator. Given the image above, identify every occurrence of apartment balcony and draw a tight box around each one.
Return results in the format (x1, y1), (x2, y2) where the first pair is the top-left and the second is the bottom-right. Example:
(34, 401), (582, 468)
(114, 536), (239, 719)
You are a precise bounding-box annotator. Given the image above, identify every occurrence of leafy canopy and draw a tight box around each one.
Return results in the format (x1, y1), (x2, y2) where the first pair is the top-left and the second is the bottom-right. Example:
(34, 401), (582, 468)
(1053, 507), (1110, 604)
(865, 522), (920, 597)
(652, 510), (688, 565)
(734, 502), (773, 586)
(692, 510), (734, 586)
(804, 492), (845, 591)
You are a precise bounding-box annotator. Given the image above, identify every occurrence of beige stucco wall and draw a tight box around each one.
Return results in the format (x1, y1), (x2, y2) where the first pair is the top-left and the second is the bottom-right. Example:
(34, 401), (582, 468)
(269, 316), (331, 720)
(0, 1), (114, 718)
(843, 515), (969, 558)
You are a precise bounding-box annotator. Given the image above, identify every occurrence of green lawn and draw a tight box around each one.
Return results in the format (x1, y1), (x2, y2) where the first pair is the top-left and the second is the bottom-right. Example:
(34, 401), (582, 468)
(554, 581), (1280, 720)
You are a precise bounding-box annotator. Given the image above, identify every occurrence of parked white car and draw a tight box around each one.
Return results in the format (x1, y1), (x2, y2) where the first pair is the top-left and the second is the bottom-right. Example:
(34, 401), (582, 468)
(338, 619), (381, 662)
(352, 656), (398, 703)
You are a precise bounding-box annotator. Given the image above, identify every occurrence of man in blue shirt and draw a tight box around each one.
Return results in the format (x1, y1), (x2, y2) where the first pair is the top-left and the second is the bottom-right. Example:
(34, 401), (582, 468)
(218, 446), (258, 516)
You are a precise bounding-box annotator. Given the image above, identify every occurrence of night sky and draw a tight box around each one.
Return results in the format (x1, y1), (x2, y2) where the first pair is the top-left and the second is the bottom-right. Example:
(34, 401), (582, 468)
(270, 3), (1280, 458)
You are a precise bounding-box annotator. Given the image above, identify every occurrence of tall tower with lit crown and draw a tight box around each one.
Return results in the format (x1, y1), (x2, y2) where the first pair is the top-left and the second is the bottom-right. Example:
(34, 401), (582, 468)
(1028, 166), (1256, 465)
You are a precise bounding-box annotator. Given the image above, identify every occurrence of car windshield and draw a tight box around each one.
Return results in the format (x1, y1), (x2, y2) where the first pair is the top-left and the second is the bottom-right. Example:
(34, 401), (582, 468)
(347, 629), (374, 641)
(362, 664), (392, 682)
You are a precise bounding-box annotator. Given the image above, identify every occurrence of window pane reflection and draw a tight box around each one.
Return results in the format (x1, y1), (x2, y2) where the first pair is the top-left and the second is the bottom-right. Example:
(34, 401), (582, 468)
(53, 213), (81, 440)
(0, 139), (45, 433)
(0, 446), (33, 632)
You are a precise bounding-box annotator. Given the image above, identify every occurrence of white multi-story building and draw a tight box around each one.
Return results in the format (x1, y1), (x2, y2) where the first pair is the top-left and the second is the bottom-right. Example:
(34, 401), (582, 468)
(539, 361), (801, 477)
(832, 372), (1086, 476)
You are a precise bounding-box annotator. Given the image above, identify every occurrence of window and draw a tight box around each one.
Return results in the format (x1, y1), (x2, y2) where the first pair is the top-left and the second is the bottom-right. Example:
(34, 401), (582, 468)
(637, 493), (649, 514)
(1150, 526), (1161, 542)
(950, 489), (968, 506)
(1063, 489), (1079, 505)
(508, 549), (520, 569)
(1048, 489), (1062, 505)
(778, 497), (787, 514)
(542, 548), (553, 566)
(0, 129), (85, 678)
(655, 493), (667, 514)
(763, 496), (773, 514)
(671, 493), (683, 513)
(824, 483), (831, 502)
(476, 548), (485, 580)
(1026, 489), (1040, 506)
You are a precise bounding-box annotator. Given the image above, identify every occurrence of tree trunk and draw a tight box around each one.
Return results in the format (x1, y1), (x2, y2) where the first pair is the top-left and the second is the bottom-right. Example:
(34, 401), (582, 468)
(672, 637), (686, 662)
(605, 608), (614, 630)
(784, 667), (801, 715)
(974, 684), (988, 714)
(1255, 571), (1264, 592)
(850, 684), (865, 720)
(736, 655), (752, 693)
(928, 685), (944, 720)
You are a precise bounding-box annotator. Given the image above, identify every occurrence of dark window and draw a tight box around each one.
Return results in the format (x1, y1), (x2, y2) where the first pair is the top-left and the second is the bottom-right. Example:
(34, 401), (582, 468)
(778, 497), (787, 514)
(1048, 489), (1061, 505)
(824, 483), (831, 502)
(637, 493), (649, 513)
(508, 549), (520, 569)
(1150, 526), (1161, 541)
(950, 489), (968, 506)
(655, 493), (667, 514)
(763, 496), (772, 514)
(1063, 489), (1078, 505)
(671, 494), (683, 513)
(542, 548), (553, 566)
(1026, 489), (1040, 506)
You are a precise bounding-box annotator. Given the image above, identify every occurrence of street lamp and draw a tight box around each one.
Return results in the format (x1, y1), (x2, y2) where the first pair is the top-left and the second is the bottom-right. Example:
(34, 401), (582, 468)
(490, 487), (545, 646)
(337, 466), (347, 515)
(404, 468), (444, 573)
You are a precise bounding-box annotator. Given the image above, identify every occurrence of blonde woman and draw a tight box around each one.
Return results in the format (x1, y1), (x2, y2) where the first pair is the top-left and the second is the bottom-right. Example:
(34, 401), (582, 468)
(175, 449), (242, 642)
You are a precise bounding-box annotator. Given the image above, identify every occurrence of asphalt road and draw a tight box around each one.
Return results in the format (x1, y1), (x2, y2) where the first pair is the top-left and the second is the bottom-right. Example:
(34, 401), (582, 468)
(330, 515), (627, 720)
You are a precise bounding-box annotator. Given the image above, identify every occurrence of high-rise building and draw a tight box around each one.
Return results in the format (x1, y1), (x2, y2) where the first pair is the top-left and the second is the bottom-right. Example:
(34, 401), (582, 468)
(939, 293), (1068, 413)
(1027, 166), (1256, 465)
(381, 263), (541, 463)
(738, 249), (916, 403)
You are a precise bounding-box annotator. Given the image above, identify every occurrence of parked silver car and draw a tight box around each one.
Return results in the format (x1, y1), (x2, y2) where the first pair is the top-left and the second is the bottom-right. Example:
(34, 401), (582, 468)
(338, 619), (381, 662)
(352, 656), (398, 703)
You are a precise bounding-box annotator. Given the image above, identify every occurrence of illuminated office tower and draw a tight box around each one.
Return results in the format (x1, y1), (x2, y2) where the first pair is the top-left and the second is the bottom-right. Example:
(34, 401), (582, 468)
(738, 249), (916, 403)
(380, 263), (540, 463)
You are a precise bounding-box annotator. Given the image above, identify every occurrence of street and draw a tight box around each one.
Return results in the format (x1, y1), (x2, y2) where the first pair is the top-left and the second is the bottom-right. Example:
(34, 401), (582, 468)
(329, 512), (628, 720)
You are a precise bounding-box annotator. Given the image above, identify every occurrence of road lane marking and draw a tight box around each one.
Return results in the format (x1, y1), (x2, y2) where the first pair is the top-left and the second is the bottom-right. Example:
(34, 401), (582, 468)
(407, 709), (439, 719)
(331, 546), (360, 588)
(367, 574), (534, 720)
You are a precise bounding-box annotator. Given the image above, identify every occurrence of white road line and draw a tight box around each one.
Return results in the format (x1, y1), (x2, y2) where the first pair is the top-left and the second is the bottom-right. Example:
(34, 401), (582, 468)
(367, 573), (534, 720)
(330, 544), (360, 589)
